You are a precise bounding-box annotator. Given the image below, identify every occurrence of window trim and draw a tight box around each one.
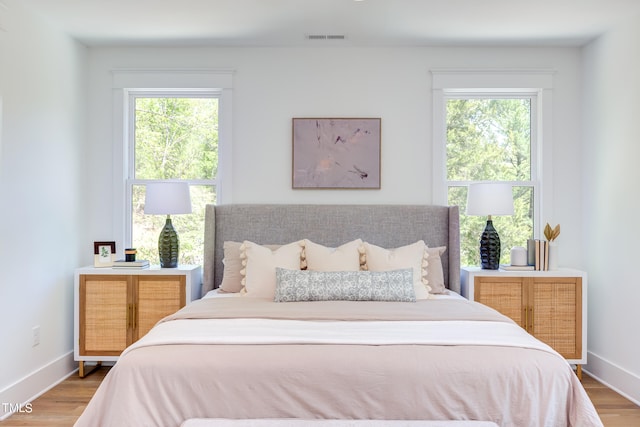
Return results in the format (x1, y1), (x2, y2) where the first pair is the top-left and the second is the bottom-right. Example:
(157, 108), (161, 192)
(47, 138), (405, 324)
(431, 68), (554, 238)
(111, 69), (233, 250)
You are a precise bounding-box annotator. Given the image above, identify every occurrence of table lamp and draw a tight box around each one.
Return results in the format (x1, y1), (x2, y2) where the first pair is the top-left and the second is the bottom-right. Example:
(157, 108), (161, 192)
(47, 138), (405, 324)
(144, 182), (192, 268)
(466, 182), (514, 269)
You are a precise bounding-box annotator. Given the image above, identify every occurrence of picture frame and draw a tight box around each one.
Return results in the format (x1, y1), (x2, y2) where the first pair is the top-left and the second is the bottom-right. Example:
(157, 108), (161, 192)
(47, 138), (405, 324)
(93, 241), (116, 267)
(292, 118), (381, 189)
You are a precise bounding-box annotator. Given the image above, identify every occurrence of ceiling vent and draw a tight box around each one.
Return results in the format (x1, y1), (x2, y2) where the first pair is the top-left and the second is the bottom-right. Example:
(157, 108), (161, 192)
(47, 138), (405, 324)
(306, 34), (346, 41)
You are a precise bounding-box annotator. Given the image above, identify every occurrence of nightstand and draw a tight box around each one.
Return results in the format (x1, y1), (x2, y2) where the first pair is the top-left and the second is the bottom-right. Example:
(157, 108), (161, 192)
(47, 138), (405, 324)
(461, 266), (587, 379)
(74, 265), (202, 377)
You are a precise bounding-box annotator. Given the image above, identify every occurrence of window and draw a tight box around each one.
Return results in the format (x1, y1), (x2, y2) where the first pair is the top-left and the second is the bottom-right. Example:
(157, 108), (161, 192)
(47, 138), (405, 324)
(444, 94), (538, 266)
(432, 70), (553, 268)
(125, 91), (220, 266)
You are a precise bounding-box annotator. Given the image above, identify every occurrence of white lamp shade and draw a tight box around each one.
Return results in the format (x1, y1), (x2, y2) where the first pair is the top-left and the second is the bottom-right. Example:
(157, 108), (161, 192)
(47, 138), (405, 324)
(144, 182), (192, 215)
(466, 182), (514, 216)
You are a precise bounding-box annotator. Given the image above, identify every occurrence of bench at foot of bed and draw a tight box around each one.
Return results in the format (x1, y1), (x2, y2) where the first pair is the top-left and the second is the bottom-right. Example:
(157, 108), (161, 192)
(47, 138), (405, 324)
(180, 419), (500, 427)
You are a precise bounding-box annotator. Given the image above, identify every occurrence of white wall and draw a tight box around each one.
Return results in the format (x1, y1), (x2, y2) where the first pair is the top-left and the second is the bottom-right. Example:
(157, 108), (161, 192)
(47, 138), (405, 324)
(87, 46), (585, 271)
(582, 14), (640, 404)
(0, 1), (87, 418)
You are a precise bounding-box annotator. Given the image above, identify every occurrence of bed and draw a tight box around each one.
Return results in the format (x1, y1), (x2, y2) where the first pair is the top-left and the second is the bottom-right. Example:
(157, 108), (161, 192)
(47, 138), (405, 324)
(74, 204), (602, 427)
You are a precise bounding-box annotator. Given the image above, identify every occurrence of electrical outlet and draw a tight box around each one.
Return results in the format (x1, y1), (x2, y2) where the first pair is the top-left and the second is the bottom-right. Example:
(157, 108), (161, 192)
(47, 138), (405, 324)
(32, 325), (40, 347)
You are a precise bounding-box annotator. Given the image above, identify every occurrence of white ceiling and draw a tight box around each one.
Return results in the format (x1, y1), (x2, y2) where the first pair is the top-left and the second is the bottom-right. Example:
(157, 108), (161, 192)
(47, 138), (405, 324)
(18, 0), (640, 47)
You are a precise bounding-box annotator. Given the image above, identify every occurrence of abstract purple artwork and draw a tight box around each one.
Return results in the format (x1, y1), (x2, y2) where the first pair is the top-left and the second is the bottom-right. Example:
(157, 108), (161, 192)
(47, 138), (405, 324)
(292, 118), (381, 189)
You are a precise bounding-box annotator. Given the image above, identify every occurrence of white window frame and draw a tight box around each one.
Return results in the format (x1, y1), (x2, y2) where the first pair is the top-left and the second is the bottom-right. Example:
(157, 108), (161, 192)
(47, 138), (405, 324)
(112, 69), (233, 249)
(431, 69), (554, 237)
(124, 89), (221, 247)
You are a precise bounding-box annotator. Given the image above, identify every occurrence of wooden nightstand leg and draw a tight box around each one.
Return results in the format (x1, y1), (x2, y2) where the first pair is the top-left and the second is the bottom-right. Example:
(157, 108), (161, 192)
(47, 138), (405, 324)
(79, 361), (102, 378)
(576, 364), (582, 381)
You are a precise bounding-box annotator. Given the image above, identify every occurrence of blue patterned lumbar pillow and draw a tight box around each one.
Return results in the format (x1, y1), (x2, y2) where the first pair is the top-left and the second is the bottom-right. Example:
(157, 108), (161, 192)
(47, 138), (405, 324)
(274, 268), (416, 302)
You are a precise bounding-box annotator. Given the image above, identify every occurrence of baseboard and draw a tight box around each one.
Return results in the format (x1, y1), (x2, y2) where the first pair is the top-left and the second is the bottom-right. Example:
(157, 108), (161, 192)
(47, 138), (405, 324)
(584, 350), (640, 406)
(0, 351), (77, 421)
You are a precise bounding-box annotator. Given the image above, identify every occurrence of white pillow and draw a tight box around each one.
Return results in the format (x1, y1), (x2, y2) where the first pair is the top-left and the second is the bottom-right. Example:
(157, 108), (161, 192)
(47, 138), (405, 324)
(303, 239), (363, 272)
(425, 246), (447, 294)
(240, 240), (304, 298)
(362, 240), (430, 299)
(220, 241), (282, 293)
(219, 241), (245, 293)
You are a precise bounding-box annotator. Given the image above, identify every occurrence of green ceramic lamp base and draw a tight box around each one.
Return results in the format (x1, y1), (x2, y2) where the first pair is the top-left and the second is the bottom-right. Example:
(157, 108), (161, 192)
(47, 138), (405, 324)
(158, 215), (179, 268)
(480, 219), (501, 270)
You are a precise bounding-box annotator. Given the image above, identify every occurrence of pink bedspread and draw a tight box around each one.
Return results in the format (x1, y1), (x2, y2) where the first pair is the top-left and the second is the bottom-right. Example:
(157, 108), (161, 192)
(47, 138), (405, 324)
(75, 298), (603, 427)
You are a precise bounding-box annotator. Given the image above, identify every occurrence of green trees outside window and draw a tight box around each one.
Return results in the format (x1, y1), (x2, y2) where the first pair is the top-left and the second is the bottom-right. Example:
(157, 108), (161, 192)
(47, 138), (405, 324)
(446, 98), (535, 266)
(129, 96), (219, 266)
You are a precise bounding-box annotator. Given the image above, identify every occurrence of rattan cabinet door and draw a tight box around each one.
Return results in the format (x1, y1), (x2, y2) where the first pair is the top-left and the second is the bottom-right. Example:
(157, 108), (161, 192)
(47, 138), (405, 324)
(135, 275), (186, 340)
(79, 275), (133, 356)
(529, 277), (582, 359)
(474, 276), (526, 327)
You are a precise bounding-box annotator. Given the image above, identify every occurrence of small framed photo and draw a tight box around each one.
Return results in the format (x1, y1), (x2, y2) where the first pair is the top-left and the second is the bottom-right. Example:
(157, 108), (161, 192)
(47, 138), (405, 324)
(94, 241), (116, 267)
(292, 118), (381, 189)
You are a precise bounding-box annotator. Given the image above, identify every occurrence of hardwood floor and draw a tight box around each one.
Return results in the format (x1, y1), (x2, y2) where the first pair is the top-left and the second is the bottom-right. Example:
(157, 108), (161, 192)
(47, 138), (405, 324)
(582, 374), (640, 427)
(0, 368), (108, 427)
(1, 368), (638, 426)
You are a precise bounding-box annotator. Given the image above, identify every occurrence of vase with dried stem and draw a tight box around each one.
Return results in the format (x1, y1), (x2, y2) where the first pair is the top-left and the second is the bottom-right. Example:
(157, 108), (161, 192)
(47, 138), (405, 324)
(544, 223), (561, 270)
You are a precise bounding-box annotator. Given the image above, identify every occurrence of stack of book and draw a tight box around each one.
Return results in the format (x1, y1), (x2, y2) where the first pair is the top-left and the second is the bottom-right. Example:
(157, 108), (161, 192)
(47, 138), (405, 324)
(112, 259), (150, 269)
(532, 239), (550, 271)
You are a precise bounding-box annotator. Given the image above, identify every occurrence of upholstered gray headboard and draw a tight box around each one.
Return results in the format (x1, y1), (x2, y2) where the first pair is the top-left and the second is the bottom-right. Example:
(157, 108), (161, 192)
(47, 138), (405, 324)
(202, 204), (460, 296)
